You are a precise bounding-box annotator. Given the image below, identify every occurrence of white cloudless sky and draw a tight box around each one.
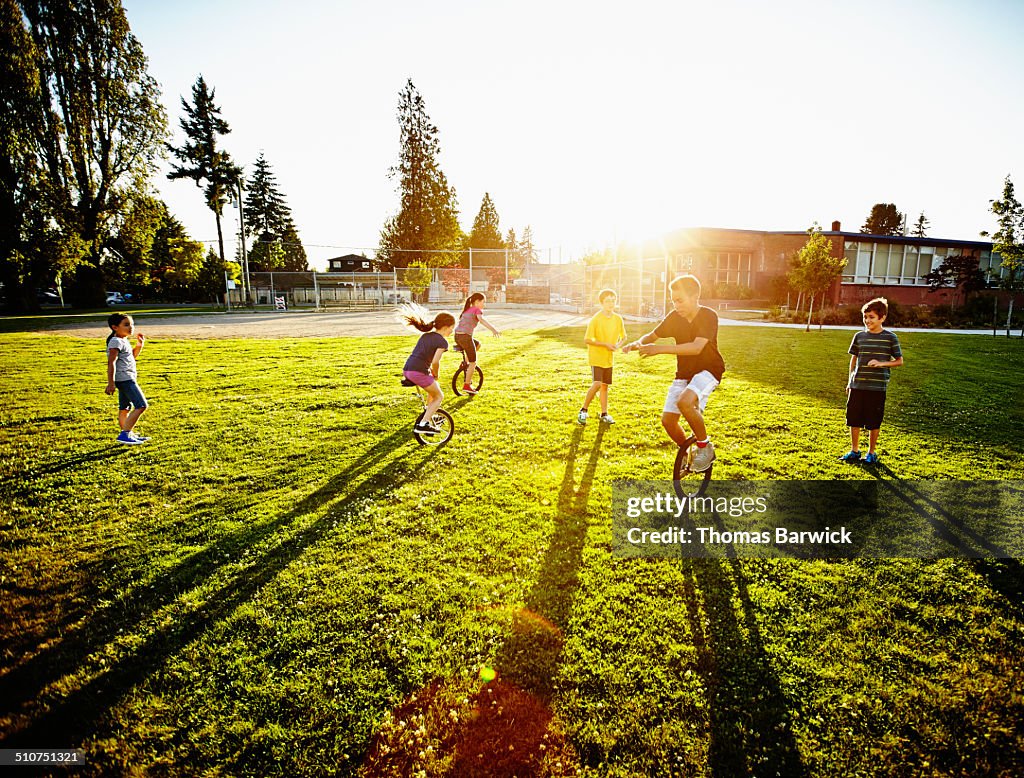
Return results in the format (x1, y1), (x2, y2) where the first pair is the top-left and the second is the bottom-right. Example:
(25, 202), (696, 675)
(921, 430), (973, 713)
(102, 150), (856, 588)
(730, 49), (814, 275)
(122, 0), (1024, 269)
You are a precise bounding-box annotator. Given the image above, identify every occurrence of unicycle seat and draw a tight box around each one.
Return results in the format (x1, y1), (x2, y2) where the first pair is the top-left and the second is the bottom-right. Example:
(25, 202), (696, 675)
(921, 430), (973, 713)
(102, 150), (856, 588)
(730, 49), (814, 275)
(453, 344), (464, 353)
(400, 377), (416, 387)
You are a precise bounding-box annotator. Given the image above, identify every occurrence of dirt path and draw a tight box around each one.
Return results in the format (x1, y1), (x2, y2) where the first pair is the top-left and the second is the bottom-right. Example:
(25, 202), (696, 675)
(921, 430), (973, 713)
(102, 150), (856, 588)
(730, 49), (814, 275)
(45, 308), (592, 339)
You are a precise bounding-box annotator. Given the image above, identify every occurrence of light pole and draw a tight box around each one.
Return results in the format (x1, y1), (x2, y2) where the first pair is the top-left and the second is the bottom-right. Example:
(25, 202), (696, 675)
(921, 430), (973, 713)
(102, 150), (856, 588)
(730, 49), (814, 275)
(234, 179), (251, 306)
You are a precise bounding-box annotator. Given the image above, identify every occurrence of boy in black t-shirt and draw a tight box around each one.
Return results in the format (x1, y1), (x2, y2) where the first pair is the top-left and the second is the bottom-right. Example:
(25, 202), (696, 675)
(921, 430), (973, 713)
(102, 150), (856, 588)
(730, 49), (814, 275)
(623, 275), (725, 472)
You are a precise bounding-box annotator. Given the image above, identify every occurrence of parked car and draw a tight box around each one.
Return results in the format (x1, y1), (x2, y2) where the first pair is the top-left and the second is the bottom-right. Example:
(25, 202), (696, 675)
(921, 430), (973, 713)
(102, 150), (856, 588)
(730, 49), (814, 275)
(37, 289), (61, 304)
(106, 291), (125, 306)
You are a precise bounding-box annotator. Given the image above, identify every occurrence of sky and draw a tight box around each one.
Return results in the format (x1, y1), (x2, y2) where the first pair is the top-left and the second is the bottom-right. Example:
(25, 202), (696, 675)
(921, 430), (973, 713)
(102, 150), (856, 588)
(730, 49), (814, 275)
(121, 0), (1024, 270)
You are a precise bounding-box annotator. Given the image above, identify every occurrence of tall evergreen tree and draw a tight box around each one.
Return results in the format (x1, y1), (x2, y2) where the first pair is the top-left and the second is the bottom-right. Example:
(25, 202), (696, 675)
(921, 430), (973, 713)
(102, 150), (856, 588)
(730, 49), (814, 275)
(469, 193), (504, 249)
(18, 0), (167, 307)
(243, 152), (307, 271)
(911, 212), (930, 238)
(861, 203), (905, 236)
(378, 79), (462, 268)
(166, 75), (241, 269)
(243, 152), (288, 237)
(518, 225), (538, 265)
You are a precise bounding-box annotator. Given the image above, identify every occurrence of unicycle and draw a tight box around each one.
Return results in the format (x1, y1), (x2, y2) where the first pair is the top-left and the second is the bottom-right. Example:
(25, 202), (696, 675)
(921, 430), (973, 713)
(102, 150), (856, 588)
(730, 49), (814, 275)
(673, 435), (712, 498)
(401, 378), (454, 445)
(451, 340), (484, 396)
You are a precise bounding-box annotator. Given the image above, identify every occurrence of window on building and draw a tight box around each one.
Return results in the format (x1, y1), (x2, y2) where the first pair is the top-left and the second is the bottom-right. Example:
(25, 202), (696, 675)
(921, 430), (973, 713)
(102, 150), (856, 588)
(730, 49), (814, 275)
(711, 252), (752, 287)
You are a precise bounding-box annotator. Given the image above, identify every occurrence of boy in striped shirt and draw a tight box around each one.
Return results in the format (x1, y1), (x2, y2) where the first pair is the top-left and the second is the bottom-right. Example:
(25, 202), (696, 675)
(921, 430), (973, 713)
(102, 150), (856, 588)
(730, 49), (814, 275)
(840, 297), (903, 465)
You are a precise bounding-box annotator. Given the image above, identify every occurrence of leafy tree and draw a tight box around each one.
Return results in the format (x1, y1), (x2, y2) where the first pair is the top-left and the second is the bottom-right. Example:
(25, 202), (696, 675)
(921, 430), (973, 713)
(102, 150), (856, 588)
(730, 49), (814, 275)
(922, 254), (986, 310)
(0, 0), (51, 312)
(150, 205), (205, 294)
(378, 79), (463, 269)
(980, 175), (1024, 336)
(861, 203), (905, 236)
(468, 193), (504, 249)
(792, 224), (847, 330)
(167, 75), (242, 272)
(911, 212), (930, 238)
(178, 248), (236, 303)
(103, 192), (167, 295)
(402, 260), (432, 302)
(19, 0), (168, 307)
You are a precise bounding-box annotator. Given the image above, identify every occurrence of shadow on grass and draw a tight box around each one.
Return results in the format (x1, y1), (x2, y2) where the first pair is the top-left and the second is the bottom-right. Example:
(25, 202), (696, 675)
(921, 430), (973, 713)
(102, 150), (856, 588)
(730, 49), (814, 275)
(866, 463), (1024, 615)
(0, 446), (129, 491)
(0, 424), (440, 749)
(535, 324), (1024, 458)
(423, 424), (604, 773)
(678, 508), (806, 778)
(493, 424), (604, 696)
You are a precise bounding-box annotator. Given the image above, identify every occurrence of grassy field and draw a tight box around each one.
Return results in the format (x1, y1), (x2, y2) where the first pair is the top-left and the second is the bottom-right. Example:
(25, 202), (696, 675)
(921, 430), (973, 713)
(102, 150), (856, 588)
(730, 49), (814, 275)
(0, 324), (1022, 776)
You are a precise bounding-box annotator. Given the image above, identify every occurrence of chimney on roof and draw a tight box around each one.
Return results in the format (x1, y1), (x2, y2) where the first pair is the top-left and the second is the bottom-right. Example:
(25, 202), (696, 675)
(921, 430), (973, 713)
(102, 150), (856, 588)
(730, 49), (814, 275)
(831, 220), (841, 232)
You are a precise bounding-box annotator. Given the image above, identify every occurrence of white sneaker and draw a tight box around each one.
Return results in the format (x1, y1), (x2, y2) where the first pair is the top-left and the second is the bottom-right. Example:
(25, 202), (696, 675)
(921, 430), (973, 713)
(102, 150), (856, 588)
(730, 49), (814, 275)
(577, 409), (588, 425)
(689, 440), (716, 472)
(599, 413), (615, 424)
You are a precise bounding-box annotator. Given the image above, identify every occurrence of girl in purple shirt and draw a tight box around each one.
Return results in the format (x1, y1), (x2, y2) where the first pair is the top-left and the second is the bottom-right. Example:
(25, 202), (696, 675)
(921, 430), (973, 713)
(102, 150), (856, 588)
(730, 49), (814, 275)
(402, 310), (455, 434)
(453, 293), (501, 395)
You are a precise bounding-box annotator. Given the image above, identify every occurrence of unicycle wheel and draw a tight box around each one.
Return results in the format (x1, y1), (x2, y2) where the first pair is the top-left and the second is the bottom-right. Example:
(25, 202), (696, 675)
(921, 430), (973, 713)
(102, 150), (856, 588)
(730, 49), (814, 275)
(413, 409), (454, 445)
(673, 437), (712, 499)
(451, 365), (484, 396)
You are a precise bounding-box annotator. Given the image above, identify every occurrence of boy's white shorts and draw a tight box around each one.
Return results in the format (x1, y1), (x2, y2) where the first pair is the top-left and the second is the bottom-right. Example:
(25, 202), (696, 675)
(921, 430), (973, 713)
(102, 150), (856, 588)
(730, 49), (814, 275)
(662, 371), (719, 415)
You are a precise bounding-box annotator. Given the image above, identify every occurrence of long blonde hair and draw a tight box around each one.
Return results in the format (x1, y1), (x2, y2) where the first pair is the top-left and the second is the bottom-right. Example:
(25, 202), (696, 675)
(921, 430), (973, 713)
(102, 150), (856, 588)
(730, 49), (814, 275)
(395, 302), (455, 332)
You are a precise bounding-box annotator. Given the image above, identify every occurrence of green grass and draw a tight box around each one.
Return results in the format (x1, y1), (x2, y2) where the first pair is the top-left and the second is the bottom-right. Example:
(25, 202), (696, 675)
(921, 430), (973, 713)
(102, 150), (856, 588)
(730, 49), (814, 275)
(0, 326), (1022, 776)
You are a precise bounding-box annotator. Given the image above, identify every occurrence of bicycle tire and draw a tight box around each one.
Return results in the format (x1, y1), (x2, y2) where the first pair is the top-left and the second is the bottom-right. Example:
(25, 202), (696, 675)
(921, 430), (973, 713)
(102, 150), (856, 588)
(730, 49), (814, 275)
(413, 408), (454, 445)
(673, 437), (712, 499)
(451, 365), (484, 396)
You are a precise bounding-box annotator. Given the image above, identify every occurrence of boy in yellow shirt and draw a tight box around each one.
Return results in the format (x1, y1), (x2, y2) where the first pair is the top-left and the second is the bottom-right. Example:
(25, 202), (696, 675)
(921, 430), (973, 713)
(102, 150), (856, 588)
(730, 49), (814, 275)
(578, 289), (627, 424)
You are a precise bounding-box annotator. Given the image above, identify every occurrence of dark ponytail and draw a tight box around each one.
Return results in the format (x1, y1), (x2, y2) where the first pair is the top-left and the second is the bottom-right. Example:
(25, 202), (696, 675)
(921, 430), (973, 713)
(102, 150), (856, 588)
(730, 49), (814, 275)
(106, 312), (128, 345)
(462, 292), (485, 314)
(404, 311), (455, 332)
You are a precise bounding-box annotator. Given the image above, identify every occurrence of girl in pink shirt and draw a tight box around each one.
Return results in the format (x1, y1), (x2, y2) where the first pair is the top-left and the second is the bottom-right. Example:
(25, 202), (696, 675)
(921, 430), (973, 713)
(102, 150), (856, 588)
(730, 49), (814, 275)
(453, 293), (501, 394)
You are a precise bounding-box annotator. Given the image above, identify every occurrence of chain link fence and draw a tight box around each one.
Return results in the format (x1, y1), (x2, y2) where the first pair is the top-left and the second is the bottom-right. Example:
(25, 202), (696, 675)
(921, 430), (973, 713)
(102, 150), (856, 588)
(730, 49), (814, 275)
(228, 261), (650, 314)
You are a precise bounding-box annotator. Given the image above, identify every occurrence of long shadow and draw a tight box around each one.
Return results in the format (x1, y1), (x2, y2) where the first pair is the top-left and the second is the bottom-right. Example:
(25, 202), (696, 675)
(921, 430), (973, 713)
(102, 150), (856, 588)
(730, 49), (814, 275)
(0, 446), (129, 493)
(0, 342), (532, 715)
(677, 506), (805, 777)
(1, 433), (443, 749)
(867, 463), (1024, 614)
(0, 419), (433, 742)
(493, 424), (605, 697)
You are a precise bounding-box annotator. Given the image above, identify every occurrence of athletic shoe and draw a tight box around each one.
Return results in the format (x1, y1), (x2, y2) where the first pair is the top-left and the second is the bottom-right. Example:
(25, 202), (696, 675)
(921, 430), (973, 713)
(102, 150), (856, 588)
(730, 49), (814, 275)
(839, 450), (861, 463)
(129, 432), (151, 442)
(863, 452), (879, 465)
(414, 422), (440, 435)
(690, 440), (716, 472)
(599, 413), (615, 424)
(116, 431), (144, 445)
(462, 385), (479, 395)
(577, 409), (588, 425)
